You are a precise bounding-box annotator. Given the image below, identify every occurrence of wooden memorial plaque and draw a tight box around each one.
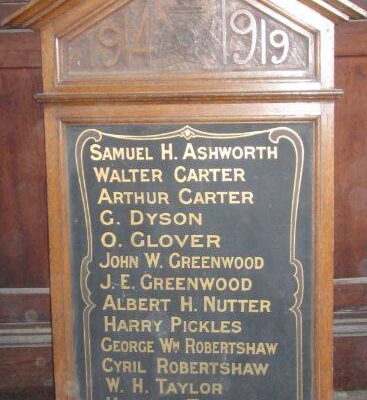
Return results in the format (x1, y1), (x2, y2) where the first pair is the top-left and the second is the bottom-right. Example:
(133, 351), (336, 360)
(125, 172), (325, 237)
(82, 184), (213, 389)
(3, 0), (366, 399)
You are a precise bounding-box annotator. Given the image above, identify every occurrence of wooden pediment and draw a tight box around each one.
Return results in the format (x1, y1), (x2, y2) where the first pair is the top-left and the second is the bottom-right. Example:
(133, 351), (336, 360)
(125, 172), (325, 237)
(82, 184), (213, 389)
(2, 0), (365, 93)
(57, 0), (317, 82)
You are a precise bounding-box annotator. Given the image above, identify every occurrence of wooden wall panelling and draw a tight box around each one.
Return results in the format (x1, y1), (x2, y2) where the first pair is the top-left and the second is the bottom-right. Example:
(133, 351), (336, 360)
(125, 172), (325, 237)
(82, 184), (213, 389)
(335, 23), (367, 279)
(0, 347), (54, 399)
(0, 30), (41, 68)
(0, 29), (52, 399)
(335, 20), (367, 57)
(334, 337), (367, 390)
(333, 20), (367, 390)
(0, 68), (48, 287)
(0, 32), (47, 288)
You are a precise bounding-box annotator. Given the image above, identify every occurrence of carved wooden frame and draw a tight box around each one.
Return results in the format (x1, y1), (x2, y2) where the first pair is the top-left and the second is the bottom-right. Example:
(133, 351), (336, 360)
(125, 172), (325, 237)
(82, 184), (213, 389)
(41, 100), (334, 400)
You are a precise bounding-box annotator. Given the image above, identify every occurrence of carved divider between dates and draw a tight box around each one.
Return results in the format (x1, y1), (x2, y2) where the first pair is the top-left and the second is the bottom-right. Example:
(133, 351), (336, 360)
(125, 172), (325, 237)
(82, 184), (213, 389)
(75, 125), (305, 400)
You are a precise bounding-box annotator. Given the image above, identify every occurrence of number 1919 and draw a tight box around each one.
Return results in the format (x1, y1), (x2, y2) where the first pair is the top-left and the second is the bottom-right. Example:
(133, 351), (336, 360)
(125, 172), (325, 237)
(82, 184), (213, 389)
(230, 9), (290, 66)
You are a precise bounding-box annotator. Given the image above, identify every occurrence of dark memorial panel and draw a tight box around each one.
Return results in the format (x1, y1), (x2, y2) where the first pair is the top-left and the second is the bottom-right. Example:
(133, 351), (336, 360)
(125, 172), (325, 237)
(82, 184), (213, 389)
(65, 123), (313, 400)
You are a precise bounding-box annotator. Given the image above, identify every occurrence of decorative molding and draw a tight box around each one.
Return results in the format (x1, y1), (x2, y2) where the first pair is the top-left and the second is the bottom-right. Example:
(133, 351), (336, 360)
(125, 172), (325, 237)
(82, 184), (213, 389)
(34, 89), (344, 104)
(0, 322), (52, 348)
(334, 277), (367, 285)
(334, 392), (367, 400)
(334, 313), (367, 337)
(0, 288), (52, 347)
(334, 277), (367, 337)
(0, 287), (50, 295)
(0, 28), (34, 34)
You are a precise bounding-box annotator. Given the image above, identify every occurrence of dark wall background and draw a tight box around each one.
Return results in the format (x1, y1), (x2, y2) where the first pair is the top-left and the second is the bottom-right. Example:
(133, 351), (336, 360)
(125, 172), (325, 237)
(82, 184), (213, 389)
(0, 2), (366, 397)
(333, 19), (367, 391)
(0, 25), (54, 399)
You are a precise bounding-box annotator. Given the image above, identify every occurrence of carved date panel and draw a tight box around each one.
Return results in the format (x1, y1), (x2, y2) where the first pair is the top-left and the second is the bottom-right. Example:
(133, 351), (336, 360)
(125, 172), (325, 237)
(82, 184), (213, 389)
(59, 0), (315, 82)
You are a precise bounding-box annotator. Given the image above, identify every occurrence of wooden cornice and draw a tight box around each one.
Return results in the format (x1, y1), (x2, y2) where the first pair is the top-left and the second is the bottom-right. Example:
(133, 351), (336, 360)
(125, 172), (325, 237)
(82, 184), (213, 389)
(324, 0), (367, 19)
(34, 89), (344, 104)
(298, 0), (367, 21)
(1, 0), (366, 29)
(1, 0), (82, 29)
